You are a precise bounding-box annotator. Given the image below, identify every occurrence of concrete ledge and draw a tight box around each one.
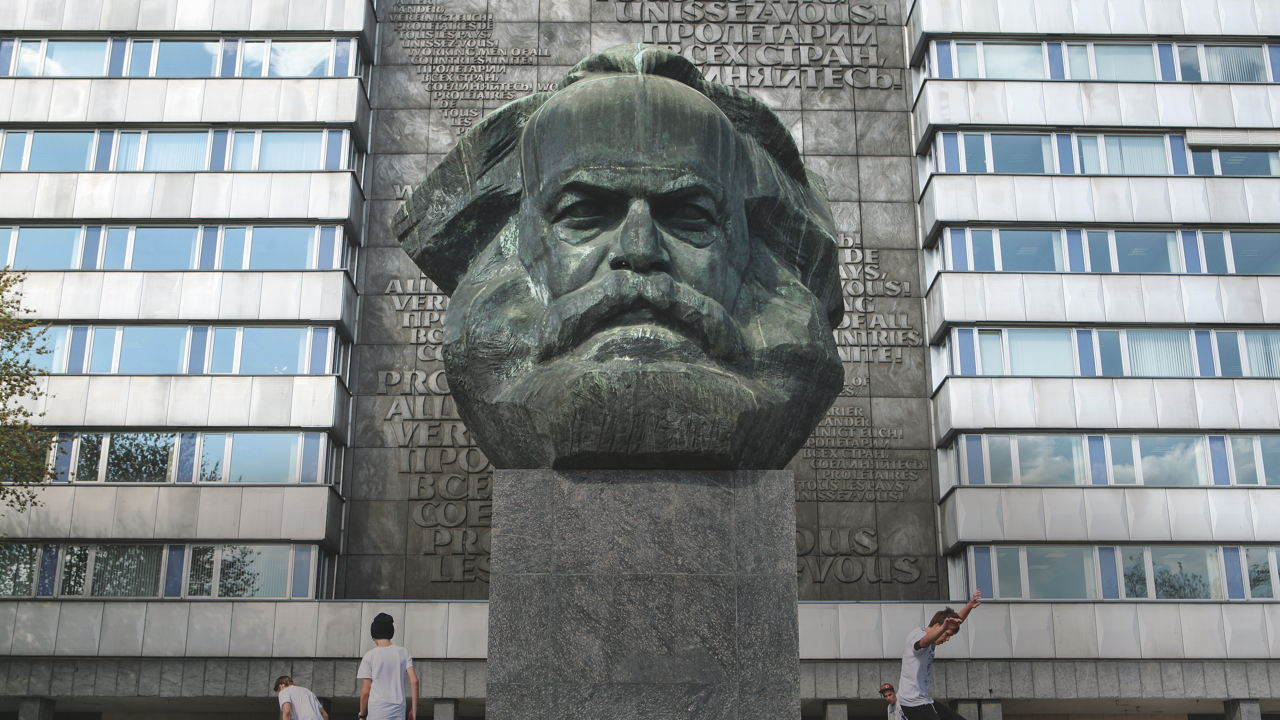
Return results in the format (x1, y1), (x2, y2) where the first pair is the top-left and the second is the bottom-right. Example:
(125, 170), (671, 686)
(0, 485), (343, 548)
(0, 0), (373, 35)
(0, 657), (485, 700)
(22, 375), (350, 433)
(933, 377), (1280, 444)
(0, 172), (363, 224)
(925, 272), (1280, 344)
(913, 80), (1280, 151)
(799, 658), (1280, 703)
(1, 656), (1277, 703)
(0, 78), (370, 137)
(919, 175), (1280, 246)
(0, 601), (487, 660)
(940, 486), (1280, 551)
(797, 602), (1280, 660)
(18, 271), (358, 336)
(905, 0), (1280, 59)
(3, 600), (1276, 662)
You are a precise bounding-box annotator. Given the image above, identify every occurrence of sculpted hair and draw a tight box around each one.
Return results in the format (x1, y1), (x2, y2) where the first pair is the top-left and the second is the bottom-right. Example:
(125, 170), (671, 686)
(393, 43), (843, 328)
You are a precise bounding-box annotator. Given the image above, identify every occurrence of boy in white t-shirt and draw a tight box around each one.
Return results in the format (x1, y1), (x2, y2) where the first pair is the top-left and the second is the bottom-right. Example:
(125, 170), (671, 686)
(274, 676), (329, 720)
(897, 591), (982, 720)
(357, 613), (419, 720)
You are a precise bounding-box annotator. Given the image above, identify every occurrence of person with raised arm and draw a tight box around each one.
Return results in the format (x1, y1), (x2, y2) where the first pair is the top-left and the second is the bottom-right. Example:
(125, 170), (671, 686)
(896, 591), (982, 720)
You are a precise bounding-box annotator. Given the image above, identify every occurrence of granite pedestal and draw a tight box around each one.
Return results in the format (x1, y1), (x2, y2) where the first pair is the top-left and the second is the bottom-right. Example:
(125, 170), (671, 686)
(486, 469), (800, 720)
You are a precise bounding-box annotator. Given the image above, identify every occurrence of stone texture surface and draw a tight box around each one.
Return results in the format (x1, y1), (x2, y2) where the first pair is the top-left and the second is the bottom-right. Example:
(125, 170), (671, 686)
(487, 469), (800, 719)
(356, 0), (936, 601)
(5, 657), (1280, 704)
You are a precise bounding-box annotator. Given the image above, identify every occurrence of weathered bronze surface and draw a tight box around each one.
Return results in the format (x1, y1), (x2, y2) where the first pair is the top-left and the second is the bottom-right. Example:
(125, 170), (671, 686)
(395, 44), (843, 470)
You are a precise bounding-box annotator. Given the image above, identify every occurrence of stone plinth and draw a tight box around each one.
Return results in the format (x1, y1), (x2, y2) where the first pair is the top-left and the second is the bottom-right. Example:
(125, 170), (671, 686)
(486, 469), (800, 720)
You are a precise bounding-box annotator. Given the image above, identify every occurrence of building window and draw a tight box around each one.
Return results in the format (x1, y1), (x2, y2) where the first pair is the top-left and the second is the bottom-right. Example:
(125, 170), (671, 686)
(26, 131), (96, 171)
(0, 37), (361, 79)
(0, 129), (356, 173)
(941, 227), (1280, 275)
(0, 224), (348, 272)
(963, 545), (1277, 601)
(153, 40), (219, 77)
(0, 544), (38, 596)
(947, 326), (1280, 380)
(958, 433), (1280, 486)
(52, 431), (332, 484)
(931, 132), (1179, 176)
(929, 40), (1280, 82)
(30, 324), (338, 376)
(0, 543), (317, 599)
(1188, 146), (1280, 176)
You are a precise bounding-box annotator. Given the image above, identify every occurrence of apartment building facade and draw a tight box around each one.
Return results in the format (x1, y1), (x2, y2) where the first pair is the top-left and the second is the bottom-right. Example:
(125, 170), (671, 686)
(0, 0), (1277, 718)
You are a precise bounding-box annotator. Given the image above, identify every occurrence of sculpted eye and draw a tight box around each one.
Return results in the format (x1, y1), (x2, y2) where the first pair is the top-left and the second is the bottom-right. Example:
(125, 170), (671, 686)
(667, 203), (714, 223)
(559, 200), (606, 221)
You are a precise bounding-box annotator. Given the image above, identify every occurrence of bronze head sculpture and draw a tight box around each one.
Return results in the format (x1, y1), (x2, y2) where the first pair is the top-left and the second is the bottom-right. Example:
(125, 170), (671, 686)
(394, 45), (844, 469)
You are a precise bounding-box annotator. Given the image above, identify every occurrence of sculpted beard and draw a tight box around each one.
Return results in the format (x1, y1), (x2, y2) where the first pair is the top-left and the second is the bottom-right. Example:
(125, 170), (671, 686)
(440, 233), (840, 469)
(534, 270), (750, 370)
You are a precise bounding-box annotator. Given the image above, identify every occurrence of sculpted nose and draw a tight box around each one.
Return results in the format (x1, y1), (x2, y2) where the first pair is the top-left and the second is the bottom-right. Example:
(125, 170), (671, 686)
(609, 199), (670, 274)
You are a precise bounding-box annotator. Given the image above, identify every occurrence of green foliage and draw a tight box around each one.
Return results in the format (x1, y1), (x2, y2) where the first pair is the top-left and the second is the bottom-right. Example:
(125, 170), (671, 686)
(0, 268), (53, 516)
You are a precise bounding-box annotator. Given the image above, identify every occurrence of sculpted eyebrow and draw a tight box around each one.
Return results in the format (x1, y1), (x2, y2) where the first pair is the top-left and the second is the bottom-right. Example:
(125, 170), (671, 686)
(545, 182), (624, 210)
(657, 175), (724, 203)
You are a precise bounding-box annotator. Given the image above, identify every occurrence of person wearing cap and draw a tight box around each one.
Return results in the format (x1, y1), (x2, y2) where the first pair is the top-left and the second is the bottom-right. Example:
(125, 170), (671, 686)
(897, 591), (982, 720)
(274, 676), (329, 720)
(357, 613), (419, 720)
(881, 683), (906, 720)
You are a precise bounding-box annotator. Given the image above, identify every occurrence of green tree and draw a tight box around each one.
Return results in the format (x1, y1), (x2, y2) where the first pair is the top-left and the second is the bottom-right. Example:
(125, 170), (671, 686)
(0, 268), (54, 515)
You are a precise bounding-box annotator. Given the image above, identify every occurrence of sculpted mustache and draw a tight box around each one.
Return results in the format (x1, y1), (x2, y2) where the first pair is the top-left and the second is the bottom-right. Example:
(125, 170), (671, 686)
(536, 271), (750, 367)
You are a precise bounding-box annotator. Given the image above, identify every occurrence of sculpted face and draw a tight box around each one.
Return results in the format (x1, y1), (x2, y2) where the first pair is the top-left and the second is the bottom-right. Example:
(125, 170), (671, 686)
(517, 76), (752, 371)
(397, 49), (844, 469)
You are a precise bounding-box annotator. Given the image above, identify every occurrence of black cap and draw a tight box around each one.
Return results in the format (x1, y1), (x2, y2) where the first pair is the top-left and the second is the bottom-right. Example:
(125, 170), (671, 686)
(371, 612), (395, 640)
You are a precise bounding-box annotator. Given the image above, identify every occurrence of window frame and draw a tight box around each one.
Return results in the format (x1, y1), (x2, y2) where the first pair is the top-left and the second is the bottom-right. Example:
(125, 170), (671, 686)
(938, 227), (1280, 276)
(111, 37), (357, 79)
(50, 431), (332, 485)
(0, 542), (318, 599)
(945, 326), (1280, 379)
(0, 224), (347, 271)
(933, 131), (1180, 176)
(5, 38), (114, 78)
(928, 40), (1279, 83)
(42, 323), (338, 376)
(187, 544), (315, 599)
(958, 433), (1280, 487)
(1, 128), (350, 173)
(44, 544), (165, 598)
(963, 544), (1280, 602)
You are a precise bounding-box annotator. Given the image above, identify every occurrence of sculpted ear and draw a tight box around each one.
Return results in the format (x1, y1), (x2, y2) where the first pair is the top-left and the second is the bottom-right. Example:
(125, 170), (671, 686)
(743, 196), (843, 330)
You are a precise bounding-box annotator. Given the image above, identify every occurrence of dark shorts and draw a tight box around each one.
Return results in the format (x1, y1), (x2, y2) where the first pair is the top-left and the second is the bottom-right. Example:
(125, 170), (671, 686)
(902, 702), (970, 720)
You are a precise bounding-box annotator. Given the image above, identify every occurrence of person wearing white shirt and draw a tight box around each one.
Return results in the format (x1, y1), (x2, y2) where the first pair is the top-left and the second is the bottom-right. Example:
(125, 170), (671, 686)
(274, 676), (329, 720)
(357, 613), (420, 720)
(897, 592), (982, 720)
(881, 682), (907, 720)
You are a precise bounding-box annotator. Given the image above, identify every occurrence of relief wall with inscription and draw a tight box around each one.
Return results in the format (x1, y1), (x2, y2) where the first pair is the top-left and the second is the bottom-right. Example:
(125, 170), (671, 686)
(350, 0), (940, 601)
